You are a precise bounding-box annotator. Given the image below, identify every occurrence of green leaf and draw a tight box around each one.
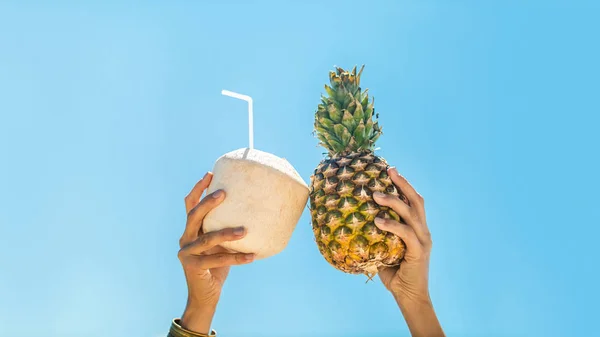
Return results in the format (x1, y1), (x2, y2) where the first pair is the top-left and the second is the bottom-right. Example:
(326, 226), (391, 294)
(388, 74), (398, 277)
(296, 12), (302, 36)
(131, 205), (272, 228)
(357, 64), (365, 84)
(325, 133), (345, 152)
(369, 121), (382, 146)
(370, 131), (381, 145)
(340, 125), (352, 146)
(353, 120), (366, 146)
(341, 110), (357, 134)
(361, 88), (369, 99)
(320, 95), (328, 106)
(361, 91), (369, 108)
(333, 125), (352, 147)
(364, 119), (374, 139)
(327, 104), (342, 123)
(331, 141), (345, 153)
(317, 133), (332, 150)
(346, 99), (356, 114)
(324, 85), (336, 98)
(333, 124), (345, 140)
(347, 137), (358, 151)
(353, 86), (364, 100)
(315, 126), (329, 136)
(316, 105), (328, 119)
(318, 116), (335, 130)
(342, 92), (352, 107)
(332, 99), (342, 110)
(326, 127), (343, 141)
(353, 99), (364, 121)
(364, 102), (374, 121)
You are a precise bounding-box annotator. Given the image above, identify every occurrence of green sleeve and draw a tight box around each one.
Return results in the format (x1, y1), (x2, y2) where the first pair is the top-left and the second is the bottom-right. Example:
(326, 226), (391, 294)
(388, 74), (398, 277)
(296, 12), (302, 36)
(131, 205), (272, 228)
(167, 318), (217, 337)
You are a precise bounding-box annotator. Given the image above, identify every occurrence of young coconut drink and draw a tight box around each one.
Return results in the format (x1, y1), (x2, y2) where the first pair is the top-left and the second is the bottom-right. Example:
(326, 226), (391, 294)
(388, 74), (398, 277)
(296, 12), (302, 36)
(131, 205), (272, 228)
(309, 65), (408, 279)
(202, 90), (310, 260)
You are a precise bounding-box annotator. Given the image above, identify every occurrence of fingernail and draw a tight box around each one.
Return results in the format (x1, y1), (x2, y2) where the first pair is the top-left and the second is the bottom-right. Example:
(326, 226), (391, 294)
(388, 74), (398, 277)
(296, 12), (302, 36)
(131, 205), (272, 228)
(373, 191), (386, 198)
(374, 217), (386, 226)
(212, 190), (223, 198)
(244, 253), (255, 261)
(233, 227), (245, 236)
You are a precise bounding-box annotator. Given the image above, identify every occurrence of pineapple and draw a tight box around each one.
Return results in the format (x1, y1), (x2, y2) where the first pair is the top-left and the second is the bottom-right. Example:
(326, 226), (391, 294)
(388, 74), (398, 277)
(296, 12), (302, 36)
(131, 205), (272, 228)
(309, 65), (408, 279)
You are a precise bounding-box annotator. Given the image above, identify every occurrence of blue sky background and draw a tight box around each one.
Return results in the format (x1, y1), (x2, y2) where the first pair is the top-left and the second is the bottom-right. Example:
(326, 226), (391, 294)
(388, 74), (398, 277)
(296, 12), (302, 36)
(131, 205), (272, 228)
(1, 1), (599, 336)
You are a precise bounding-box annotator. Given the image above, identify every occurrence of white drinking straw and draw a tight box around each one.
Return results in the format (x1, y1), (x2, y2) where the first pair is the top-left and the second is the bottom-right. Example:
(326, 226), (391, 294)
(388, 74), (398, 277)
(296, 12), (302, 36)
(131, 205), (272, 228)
(221, 90), (254, 150)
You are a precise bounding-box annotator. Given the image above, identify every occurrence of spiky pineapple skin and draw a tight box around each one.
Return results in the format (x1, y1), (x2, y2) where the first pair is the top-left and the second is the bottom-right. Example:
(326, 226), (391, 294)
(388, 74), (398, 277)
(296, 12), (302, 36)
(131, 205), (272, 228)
(309, 151), (407, 276)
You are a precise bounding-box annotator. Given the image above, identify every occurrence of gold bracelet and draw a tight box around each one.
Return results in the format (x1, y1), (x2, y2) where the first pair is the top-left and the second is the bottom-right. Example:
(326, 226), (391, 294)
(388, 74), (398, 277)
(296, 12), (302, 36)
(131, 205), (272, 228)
(168, 318), (217, 337)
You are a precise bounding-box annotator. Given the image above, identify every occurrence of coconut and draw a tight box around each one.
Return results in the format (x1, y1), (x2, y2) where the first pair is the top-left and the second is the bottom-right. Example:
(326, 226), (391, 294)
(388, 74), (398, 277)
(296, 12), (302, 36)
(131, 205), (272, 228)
(202, 147), (309, 260)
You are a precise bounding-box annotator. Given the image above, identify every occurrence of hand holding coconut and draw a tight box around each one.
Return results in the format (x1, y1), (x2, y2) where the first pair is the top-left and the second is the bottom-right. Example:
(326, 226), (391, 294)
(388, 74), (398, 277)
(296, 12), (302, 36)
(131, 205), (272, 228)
(177, 172), (255, 335)
(172, 90), (309, 335)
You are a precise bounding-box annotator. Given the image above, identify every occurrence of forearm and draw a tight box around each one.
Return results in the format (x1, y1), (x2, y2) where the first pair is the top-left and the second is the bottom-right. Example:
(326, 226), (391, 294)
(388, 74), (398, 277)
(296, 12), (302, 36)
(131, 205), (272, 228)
(395, 294), (445, 337)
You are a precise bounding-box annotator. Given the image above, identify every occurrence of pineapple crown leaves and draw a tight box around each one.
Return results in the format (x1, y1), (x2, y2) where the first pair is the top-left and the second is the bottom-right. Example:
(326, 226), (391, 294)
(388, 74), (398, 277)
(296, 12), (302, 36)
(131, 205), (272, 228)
(314, 65), (382, 156)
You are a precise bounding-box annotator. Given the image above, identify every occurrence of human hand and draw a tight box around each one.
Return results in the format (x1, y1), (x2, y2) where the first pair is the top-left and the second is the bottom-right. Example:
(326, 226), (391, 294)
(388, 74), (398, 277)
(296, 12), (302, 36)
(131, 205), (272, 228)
(373, 168), (444, 336)
(178, 172), (256, 334)
(373, 167), (432, 301)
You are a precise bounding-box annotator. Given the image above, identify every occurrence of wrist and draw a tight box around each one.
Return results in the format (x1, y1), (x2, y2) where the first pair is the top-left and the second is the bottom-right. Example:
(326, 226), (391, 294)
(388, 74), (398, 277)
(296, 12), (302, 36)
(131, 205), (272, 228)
(393, 290), (432, 309)
(180, 302), (217, 335)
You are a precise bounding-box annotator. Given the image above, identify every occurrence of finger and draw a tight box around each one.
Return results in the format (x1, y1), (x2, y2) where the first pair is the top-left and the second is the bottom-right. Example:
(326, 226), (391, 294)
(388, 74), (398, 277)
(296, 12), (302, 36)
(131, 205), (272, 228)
(190, 252), (256, 270)
(184, 172), (213, 214)
(180, 227), (247, 255)
(372, 191), (417, 228)
(373, 191), (430, 247)
(181, 189), (225, 245)
(374, 217), (423, 259)
(388, 167), (425, 215)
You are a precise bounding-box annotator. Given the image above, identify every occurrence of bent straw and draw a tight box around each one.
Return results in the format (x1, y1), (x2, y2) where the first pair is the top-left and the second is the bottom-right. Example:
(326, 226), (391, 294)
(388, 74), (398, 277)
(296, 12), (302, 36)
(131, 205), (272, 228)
(221, 90), (254, 150)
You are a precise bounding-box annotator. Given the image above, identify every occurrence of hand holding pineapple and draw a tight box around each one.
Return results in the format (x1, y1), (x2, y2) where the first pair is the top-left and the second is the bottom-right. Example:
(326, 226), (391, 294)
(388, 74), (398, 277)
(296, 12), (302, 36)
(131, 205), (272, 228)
(309, 65), (444, 336)
(373, 167), (432, 300)
(373, 168), (444, 337)
(177, 172), (255, 335)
